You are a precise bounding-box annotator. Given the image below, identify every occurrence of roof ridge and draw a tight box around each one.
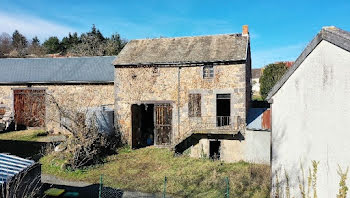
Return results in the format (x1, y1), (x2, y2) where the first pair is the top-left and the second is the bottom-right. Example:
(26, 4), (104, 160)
(266, 26), (350, 101)
(130, 33), (243, 42)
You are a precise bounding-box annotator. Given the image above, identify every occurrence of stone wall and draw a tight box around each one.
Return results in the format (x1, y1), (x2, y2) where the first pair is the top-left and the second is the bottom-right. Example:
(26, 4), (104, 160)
(0, 84), (114, 133)
(115, 63), (249, 145)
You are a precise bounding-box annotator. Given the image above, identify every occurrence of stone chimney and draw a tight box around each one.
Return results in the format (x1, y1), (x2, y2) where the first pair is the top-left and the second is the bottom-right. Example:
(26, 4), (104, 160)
(242, 25), (249, 36)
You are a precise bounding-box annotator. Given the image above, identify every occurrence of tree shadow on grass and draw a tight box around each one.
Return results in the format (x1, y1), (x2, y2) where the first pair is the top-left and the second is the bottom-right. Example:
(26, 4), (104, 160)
(0, 140), (50, 161)
(41, 183), (125, 198)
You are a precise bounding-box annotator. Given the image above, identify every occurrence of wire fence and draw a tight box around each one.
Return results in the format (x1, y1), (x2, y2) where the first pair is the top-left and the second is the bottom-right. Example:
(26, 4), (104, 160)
(98, 175), (231, 198)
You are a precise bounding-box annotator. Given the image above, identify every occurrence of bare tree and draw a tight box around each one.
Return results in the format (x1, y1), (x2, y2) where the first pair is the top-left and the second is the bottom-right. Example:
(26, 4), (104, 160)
(46, 93), (120, 169)
(1, 163), (43, 198)
(27, 36), (45, 57)
(0, 33), (13, 57)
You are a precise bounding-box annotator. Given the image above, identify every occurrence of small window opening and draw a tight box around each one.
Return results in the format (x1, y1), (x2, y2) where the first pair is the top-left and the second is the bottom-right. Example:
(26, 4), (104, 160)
(203, 65), (214, 79)
(152, 67), (160, 75)
(210, 140), (221, 160)
(188, 94), (201, 117)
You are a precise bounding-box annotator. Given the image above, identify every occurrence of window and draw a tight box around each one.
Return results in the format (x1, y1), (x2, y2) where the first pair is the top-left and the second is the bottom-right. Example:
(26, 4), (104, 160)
(216, 94), (230, 126)
(203, 65), (214, 79)
(188, 94), (201, 117)
(152, 67), (160, 75)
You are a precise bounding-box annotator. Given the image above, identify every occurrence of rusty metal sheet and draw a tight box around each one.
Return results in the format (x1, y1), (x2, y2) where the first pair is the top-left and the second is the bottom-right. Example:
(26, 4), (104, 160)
(262, 109), (271, 130)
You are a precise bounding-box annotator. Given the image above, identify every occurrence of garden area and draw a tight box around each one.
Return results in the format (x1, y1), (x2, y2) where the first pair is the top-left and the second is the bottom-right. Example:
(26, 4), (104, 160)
(41, 146), (270, 198)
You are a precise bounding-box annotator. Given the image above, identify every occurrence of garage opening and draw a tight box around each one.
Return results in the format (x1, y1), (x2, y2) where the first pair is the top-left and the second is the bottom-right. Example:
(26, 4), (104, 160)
(209, 140), (221, 160)
(131, 104), (154, 149)
(216, 94), (230, 127)
(131, 103), (172, 149)
(13, 89), (46, 129)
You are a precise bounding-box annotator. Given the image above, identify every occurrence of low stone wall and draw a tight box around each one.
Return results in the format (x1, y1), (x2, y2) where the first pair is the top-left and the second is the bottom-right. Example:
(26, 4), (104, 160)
(190, 129), (271, 164)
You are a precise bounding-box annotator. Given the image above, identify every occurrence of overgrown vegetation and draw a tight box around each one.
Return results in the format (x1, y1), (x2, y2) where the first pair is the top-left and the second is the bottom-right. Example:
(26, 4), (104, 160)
(48, 94), (120, 170)
(41, 147), (270, 197)
(337, 165), (349, 198)
(259, 62), (288, 100)
(274, 161), (349, 198)
(0, 24), (127, 58)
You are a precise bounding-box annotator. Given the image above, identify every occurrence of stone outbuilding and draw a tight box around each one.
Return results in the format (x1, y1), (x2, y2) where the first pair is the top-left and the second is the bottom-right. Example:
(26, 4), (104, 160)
(267, 26), (350, 197)
(114, 26), (253, 162)
(0, 56), (115, 133)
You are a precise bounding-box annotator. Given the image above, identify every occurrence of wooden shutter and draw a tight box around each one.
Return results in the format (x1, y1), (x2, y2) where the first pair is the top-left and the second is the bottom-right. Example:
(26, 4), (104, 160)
(188, 94), (201, 117)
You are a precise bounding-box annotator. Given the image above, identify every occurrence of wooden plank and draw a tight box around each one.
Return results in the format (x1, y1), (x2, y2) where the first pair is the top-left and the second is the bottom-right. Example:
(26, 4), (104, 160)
(14, 89), (46, 128)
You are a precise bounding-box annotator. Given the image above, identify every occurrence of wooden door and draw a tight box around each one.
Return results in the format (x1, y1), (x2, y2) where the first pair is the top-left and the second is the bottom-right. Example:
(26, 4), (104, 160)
(154, 103), (172, 145)
(131, 104), (142, 148)
(14, 89), (46, 127)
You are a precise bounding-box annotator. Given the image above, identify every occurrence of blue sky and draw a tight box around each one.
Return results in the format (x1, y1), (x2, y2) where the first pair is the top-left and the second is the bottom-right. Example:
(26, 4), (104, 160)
(1, 0), (350, 68)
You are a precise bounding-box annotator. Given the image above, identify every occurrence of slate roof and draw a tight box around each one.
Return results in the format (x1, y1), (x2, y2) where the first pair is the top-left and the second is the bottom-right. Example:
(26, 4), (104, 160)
(0, 56), (115, 84)
(113, 34), (249, 66)
(266, 26), (350, 101)
(252, 68), (262, 79)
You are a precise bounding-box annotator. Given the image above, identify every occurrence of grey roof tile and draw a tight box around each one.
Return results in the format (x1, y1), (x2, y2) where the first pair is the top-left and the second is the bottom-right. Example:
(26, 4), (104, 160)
(113, 34), (249, 66)
(0, 56), (115, 84)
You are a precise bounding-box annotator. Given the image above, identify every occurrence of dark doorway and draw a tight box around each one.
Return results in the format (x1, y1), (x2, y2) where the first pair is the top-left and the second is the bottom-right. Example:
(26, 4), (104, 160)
(131, 104), (154, 149)
(209, 140), (221, 160)
(14, 89), (46, 129)
(216, 94), (230, 126)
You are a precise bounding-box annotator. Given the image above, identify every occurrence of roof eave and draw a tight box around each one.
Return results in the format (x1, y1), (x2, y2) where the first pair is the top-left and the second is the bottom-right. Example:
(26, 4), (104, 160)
(114, 59), (247, 67)
(266, 27), (350, 101)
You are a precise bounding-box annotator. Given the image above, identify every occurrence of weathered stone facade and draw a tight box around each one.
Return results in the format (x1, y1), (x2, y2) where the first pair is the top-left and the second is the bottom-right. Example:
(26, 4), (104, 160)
(115, 63), (251, 146)
(0, 84), (114, 133)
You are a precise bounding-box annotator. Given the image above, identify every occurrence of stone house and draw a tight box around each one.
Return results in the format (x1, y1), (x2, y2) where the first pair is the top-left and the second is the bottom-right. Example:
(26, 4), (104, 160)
(114, 26), (253, 161)
(267, 26), (350, 197)
(0, 56), (115, 133)
(251, 68), (262, 97)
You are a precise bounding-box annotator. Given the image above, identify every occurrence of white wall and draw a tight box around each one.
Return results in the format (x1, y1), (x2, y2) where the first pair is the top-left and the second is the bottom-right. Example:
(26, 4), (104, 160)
(242, 130), (270, 164)
(252, 78), (260, 95)
(271, 40), (350, 197)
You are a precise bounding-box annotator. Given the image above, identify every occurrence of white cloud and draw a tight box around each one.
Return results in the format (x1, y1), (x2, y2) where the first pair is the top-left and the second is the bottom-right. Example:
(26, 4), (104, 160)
(0, 11), (76, 41)
(252, 43), (307, 68)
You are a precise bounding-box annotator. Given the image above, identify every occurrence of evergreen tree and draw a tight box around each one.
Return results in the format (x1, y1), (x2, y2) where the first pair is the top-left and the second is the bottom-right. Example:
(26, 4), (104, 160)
(11, 30), (28, 56)
(61, 32), (80, 53)
(43, 36), (61, 54)
(105, 33), (127, 56)
(28, 36), (45, 56)
(260, 62), (288, 100)
(31, 36), (40, 47)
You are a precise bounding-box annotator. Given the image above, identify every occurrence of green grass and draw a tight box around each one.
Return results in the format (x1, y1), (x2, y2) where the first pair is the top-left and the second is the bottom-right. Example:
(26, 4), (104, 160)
(252, 95), (263, 101)
(41, 147), (270, 197)
(0, 129), (48, 142)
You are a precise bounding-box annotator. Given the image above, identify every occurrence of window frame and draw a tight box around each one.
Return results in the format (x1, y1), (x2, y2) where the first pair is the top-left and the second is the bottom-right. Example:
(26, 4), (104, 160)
(203, 65), (214, 79)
